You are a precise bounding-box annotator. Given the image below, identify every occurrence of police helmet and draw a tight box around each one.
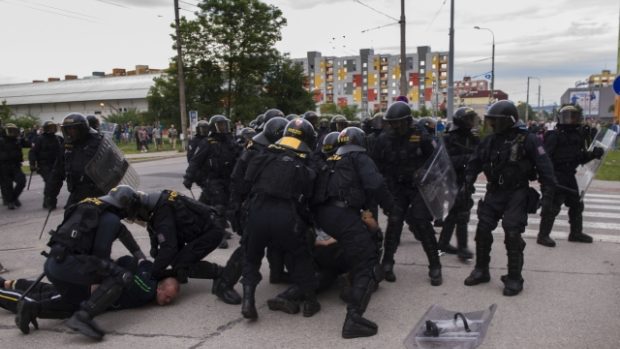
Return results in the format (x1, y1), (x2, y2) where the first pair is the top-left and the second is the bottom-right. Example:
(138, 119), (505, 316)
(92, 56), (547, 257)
(303, 111), (319, 128)
(61, 113), (90, 144)
(321, 131), (340, 155)
(383, 101), (412, 121)
(252, 116), (288, 146)
(276, 118), (316, 153)
(42, 121), (58, 134)
(86, 115), (100, 131)
(318, 117), (330, 130)
(209, 115), (231, 134)
(557, 105), (583, 126)
(330, 115), (348, 132)
(4, 123), (19, 138)
(254, 114), (266, 131)
(238, 127), (256, 143)
(263, 109), (285, 123)
(335, 127), (367, 155)
(484, 100), (519, 134)
(195, 120), (210, 137)
(371, 113), (384, 131)
(452, 107), (480, 131)
(100, 185), (143, 219)
(286, 114), (299, 121)
(418, 117), (437, 135)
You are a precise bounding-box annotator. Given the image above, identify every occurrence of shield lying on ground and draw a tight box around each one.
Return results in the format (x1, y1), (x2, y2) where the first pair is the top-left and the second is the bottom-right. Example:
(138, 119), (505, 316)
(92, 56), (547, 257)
(404, 304), (497, 349)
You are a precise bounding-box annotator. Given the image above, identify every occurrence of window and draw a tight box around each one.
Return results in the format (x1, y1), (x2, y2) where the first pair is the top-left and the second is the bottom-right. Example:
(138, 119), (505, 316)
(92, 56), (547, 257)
(420, 69), (425, 74)
(420, 60), (425, 67)
(392, 74), (396, 79)
(392, 89), (396, 95)
(363, 62), (368, 68)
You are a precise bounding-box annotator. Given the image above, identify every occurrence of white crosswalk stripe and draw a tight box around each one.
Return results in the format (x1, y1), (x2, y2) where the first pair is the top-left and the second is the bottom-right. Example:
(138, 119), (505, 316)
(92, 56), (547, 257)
(464, 185), (620, 243)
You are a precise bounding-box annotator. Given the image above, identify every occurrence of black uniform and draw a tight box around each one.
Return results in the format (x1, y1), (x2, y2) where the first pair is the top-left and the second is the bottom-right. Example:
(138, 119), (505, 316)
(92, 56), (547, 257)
(538, 125), (601, 244)
(184, 133), (240, 226)
(0, 134), (27, 208)
(463, 124), (556, 295)
(18, 197), (144, 338)
(437, 127), (480, 257)
(145, 190), (225, 282)
(45, 131), (104, 208)
(29, 133), (63, 206)
(314, 148), (394, 336)
(186, 133), (206, 162)
(240, 144), (318, 315)
(372, 124), (441, 284)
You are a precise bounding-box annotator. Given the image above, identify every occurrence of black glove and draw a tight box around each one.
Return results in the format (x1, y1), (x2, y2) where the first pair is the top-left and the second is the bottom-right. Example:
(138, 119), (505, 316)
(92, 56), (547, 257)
(182, 178), (192, 190)
(591, 147), (604, 160)
(149, 247), (158, 259)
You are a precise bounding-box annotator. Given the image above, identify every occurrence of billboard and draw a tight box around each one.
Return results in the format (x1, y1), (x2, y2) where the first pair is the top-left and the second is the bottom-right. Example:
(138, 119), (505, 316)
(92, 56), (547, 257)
(569, 90), (600, 116)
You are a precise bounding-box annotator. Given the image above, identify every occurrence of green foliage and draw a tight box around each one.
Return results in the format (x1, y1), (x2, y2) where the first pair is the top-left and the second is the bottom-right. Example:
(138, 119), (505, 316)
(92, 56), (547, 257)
(0, 100), (11, 122)
(597, 150), (620, 181)
(0, 101), (40, 129)
(319, 104), (358, 120)
(262, 58), (315, 114)
(516, 102), (539, 121)
(413, 105), (431, 117)
(103, 109), (152, 126)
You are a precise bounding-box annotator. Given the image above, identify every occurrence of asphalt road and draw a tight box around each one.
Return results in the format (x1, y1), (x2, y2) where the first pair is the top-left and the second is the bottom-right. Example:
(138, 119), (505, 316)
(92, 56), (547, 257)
(1, 156), (619, 349)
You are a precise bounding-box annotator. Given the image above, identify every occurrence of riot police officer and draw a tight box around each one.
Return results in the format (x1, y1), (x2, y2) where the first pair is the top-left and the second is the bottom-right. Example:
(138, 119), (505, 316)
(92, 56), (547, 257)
(313, 126), (394, 338)
(330, 114), (349, 132)
(236, 127), (256, 147)
(86, 115), (100, 132)
(462, 100), (556, 296)
(437, 107), (480, 259)
(29, 121), (63, 209)
(45, 113), (105, 208)
(106, 186), (226, 285)
(19, 192), (146, 339)
(212, 116), (289, 305)
(239, 118), (320, 320)
(537, 105), (604, 247)
(372, 102), (441, 286)
(183, 115), (241, 238)
(0, 123), (27, 210)
(187, 120), (209, 162)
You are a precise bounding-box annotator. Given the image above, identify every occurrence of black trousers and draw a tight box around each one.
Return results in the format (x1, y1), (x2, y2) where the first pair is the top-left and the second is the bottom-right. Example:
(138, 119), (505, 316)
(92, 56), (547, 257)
(241, 197), (317, 293)
(0, 165), (26, 204)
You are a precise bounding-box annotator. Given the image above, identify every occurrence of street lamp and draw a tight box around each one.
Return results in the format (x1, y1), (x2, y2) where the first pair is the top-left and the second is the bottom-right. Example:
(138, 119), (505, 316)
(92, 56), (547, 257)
(474, 26), (495, 104)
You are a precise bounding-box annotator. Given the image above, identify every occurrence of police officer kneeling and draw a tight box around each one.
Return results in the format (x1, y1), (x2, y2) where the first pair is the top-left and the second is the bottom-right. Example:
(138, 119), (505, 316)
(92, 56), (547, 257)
(22, 193), (146, 340)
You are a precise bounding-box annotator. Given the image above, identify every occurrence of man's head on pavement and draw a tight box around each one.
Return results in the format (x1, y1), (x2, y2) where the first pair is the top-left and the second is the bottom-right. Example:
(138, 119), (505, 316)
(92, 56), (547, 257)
(156, 277), (180, 306)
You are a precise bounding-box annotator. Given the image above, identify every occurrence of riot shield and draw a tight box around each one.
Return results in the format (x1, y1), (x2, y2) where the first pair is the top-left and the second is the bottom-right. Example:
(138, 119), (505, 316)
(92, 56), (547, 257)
(575, 128), (618, 199)
(404, 304), (497, 349)
(413, 138), (459, 220)
(84, 136), (140, 193)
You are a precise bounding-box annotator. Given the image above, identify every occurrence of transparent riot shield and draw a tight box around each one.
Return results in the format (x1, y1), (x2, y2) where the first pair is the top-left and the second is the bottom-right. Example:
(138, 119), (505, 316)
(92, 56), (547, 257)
(413, 138), (459, 220)
(84, 136), (140, 193)
(404, 304), (497, 349)
(575, 128), (618, 199)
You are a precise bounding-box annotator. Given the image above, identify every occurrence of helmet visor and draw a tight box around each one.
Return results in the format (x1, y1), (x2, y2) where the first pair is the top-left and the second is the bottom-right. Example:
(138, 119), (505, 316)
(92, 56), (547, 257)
(214, 120), (231, 133)
(484, 116), (513, 134)
(558, 109), (583, 125)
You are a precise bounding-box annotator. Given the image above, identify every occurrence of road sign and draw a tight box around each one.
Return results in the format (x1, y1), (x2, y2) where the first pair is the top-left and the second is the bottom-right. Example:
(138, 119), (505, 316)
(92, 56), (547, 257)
(189, 110), (198, 137)
(613, 75), (620, 95)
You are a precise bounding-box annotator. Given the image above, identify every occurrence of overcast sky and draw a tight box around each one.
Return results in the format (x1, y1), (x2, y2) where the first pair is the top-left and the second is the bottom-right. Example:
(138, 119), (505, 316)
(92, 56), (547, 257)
(0, 0), (617, 105)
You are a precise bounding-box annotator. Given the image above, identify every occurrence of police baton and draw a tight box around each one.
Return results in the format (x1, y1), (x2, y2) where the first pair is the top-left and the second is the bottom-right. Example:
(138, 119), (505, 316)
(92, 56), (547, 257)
(556, 184), (580, 197)
(17, 271), (46, 302)
(27, 170), (34, 191)
(38, 208), (53, 240)
(189, 189), (196, 200)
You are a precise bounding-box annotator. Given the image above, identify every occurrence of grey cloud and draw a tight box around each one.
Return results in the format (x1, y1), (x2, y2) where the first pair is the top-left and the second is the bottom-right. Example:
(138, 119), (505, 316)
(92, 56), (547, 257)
(274, 0), (350, 10)
(115, 0), (171, 8)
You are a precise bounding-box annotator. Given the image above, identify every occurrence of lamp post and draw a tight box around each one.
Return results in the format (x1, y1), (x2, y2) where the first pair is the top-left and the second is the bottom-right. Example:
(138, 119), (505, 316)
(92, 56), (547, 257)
(474, 26), (495, 104)
(525, 76), (540, 122)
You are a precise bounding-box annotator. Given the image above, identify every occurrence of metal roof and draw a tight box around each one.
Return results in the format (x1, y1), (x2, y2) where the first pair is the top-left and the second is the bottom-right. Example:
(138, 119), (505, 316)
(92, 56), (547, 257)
(0, 73), (162, 106)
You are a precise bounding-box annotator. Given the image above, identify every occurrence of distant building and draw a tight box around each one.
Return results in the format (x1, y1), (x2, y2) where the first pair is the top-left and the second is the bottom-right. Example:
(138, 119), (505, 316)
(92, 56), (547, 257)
(561, 84), (615, 122)
(457, 89), (509, 118)
(0, 66), (162, 122)
(293, 46), (449, 116)
(587, 69), (615, 88)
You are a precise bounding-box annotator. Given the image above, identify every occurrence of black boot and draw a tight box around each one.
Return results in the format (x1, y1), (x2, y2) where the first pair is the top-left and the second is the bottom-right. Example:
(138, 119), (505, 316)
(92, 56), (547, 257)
(342, 311), (378, 339)
(241, 284), (258, 319)
(267, 286), (302, 314)
(15, 300), (39, 335)
(568, 210), (592, 243)
(537, 215), (556, 247)
(502, 232), (525, 296)
(65, 310), (104, 340)
(302, 291), (321, 317)
(381, 259), (396, 282)
(438, 219), (458, 254)
(212, 278), (241, 305)
(456, 224), (473, 260)
(464, 235), (492, 286)
(418, 225), (442, 286)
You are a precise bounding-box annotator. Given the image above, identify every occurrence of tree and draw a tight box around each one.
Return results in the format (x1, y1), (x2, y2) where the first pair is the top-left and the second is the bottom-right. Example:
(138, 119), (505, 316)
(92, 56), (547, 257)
(193, 0), (286, 120)
(261, 57), (315, 114)
(0, 100), (12, 123)
(516, 102), (537, 121)
(319, 103), (358, 120)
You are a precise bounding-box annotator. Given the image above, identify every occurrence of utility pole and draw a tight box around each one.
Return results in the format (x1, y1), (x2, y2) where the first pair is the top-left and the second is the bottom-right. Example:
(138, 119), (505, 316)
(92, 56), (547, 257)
(525, 76), (530, 122)
(399, 0), (407, 97)
(447, 0), (455, 121)
(174, 0), (188, 151)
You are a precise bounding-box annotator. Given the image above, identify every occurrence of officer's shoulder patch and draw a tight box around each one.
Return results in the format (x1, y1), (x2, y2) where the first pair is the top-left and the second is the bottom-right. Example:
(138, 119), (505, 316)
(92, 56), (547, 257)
(168, 191), (178, 201)
(79, 197), (103, 205)
(409, 135), (420, 142)
(327, 154), (341, 161)
(157, 233), (166, 244)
